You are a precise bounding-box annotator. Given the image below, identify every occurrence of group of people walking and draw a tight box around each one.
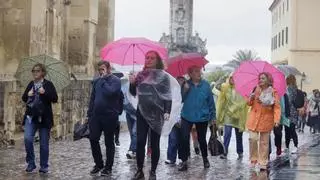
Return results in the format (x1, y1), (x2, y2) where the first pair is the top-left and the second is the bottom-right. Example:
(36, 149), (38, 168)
(21, 50), (320, 180)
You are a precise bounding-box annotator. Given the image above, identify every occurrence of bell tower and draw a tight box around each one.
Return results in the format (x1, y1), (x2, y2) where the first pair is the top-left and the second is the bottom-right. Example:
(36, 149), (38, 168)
(170, 0), (193, 45)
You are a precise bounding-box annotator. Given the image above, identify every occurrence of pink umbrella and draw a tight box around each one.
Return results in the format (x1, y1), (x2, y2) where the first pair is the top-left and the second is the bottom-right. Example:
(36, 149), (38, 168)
(166, 53), (209, 77)
(100, 37), (168, 65)
(233, 61), (286, 97)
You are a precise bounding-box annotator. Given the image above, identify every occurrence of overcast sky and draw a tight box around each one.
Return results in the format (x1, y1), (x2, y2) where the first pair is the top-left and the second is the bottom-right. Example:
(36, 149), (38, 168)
(115, 0), (273, 66)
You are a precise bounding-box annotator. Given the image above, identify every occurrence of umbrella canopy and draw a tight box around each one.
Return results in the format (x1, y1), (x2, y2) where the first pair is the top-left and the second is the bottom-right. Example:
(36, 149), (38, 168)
(15, 54), (70, 91)
(233, 61), (286, 97)
(100, 37), (168, 65)
(166, 53), (209, 77)
(275, 64), (302, 77)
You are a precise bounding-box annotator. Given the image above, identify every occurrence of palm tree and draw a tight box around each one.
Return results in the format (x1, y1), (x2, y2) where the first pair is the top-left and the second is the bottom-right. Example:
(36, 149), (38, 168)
(223, 49), (260, 70)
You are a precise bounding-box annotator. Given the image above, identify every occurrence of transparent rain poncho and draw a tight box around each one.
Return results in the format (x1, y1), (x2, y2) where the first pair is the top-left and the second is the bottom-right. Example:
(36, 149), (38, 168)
(128, 69), (182, 135)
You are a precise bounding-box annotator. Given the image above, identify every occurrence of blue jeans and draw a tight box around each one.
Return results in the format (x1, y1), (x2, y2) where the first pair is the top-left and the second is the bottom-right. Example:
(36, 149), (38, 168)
(126, 113), (137, 152)
(223, 125), (243, 155)
(167, 126), (180, 162)
(24, 116), (50, 169)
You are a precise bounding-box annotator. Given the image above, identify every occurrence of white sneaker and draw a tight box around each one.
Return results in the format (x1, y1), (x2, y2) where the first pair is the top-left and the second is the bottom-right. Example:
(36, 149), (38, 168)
(126, 151), (136, 159)
(291, 147), (298, 154)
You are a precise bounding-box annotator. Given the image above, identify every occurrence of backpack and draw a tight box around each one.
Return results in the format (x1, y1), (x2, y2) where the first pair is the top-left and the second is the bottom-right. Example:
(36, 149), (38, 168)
(293, 89), (305, 109)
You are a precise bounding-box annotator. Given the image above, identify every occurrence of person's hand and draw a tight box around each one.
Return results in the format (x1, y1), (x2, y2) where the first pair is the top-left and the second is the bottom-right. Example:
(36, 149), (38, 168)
(28, 89), (34, 97)
(39, 87), (45, 94)
(274, 122), (280, 127)
(164, 113), (170, 121)
(129, 74), (136, 84)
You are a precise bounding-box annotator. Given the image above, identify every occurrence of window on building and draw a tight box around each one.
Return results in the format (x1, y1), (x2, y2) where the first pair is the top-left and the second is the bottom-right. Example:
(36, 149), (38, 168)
(283, 2), (285, 14)
(278, 33), (281, 47)
(279, 7), (281, 19)
(271, 38), (273, 50)
(287, 0), (289, 11)
(275, 36), (277, 49)
(286, 27), (288, 44)
(282, 30), (284, 46)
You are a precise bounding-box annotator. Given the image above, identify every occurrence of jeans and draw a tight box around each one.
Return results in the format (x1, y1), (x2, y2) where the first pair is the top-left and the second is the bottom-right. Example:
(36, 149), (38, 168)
(285, 122), (298, 148)
(24, 116), (50, 169)
(223, 125), (243, 155)
(126, 113), (137, 152)
(136, 110), (161, 171)
(89, 115), (118, 170)
(180, 118), (208, 162)
(167, 125), (181, 162)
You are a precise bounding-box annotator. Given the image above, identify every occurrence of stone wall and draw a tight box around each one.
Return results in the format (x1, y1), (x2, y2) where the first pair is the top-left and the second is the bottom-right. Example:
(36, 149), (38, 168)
(0, 0), (115, 147)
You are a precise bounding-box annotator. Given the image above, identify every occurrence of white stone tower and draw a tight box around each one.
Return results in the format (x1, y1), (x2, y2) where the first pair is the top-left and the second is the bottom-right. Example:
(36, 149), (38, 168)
(160, 0), (207, 57)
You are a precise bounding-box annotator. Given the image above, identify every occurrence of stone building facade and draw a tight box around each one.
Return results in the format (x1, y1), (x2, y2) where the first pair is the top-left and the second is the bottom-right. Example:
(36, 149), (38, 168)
(0, 0), (115, 147)
(159, 0), (207, 57)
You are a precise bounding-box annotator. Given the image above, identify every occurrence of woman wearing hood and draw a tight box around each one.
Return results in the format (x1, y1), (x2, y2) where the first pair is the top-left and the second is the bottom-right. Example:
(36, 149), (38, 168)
(306, 89), (320, 133)
(216, 75), (248, 159)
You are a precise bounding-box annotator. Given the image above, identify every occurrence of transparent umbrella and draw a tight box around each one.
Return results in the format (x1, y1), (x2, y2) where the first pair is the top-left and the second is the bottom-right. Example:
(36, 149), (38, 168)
(275, 65), (302, 77)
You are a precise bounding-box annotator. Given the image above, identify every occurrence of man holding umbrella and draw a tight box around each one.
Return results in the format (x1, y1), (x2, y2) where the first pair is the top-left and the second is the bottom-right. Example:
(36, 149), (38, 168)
(87, 61), (122, 176)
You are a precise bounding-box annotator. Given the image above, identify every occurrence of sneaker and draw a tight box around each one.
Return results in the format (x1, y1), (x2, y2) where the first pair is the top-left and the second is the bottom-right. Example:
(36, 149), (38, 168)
(115, 139), (120, 146)
(178, 161), (188, 171)
(203, 158), (210, 168)
(90, 165), (103, 176)
(237, 153), (243, 160)
(165, 160), (175, 165)
(101, 167), (112, 176)
(132, 169), (144, 180)
(194, 147), (200, 155)
(126, 151), (136, 159)
(149, 170), (156, 180)
(25, 164), (36, 173)
(39, 167), (49, 174)
(291, 147), (298, 154)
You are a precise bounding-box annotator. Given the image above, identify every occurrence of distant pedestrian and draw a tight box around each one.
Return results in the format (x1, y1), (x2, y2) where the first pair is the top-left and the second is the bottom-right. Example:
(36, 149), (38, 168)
(178, 66), (216, 171)
(306, 89), (320, 133)
(122, 80), (137, 159)
(87, 61), (122, 176)
(285, 75), (303, 154)
(247, 72), (281, 171)
(22, 63), (58, 173)
(216, 75), (248, 160)
(165, 76), (185, 165)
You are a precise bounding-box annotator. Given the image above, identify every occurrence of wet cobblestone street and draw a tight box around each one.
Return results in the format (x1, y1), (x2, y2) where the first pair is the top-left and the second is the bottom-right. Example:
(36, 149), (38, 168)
(0, 130), (319, 180)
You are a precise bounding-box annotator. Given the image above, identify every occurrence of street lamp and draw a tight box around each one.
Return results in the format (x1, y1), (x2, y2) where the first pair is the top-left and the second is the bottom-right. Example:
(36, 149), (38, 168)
(300, 72), (306, 90)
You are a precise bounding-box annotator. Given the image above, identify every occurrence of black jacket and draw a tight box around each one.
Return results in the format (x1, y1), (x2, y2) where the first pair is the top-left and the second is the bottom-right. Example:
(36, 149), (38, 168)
(22, 79), (58, 129)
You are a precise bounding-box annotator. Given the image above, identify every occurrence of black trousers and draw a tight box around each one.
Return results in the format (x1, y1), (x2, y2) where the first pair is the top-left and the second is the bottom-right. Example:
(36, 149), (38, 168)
(89, 115), (118, 170)
(274, 125), (283, 149)
(180, 118), (208, 162)
(136, 110), (161, 171)
(114, 120), (120, 141)
(285, 123), (298, 148)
